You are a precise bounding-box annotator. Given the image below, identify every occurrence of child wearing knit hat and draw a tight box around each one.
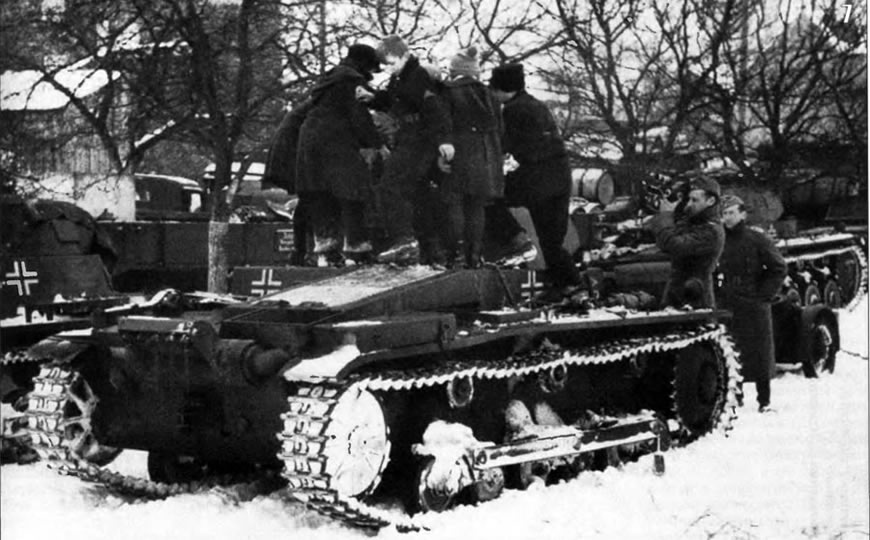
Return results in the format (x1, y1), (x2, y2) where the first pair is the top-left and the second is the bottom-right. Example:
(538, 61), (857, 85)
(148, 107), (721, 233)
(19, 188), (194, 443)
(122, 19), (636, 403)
(448, 46), (481, 79)
(440, 45), (504, 268)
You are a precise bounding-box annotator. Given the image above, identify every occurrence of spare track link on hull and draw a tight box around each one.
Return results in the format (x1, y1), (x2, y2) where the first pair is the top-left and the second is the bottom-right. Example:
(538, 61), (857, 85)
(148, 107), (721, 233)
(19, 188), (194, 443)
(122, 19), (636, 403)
(785, 244), (868, 311)
(278, 324), (742, 532)
(25, 366), (273, 500)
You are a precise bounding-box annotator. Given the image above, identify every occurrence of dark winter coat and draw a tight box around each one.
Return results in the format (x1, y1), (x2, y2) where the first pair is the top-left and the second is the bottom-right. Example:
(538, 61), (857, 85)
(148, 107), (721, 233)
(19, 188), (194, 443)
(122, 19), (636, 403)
(646, 204), (725, 309)
(440, 77), (503, 199)
(296, 62), (382, 200)
(716, 222), (787, 381)
(500, 91), (570, 202)
(373, 55), (451, 150)
(262, 99), (314, 193)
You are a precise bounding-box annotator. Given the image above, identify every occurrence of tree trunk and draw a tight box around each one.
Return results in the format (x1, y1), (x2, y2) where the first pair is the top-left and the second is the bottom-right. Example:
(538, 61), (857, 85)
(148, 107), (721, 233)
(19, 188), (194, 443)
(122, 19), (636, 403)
(206, 153), (234, 293)
(207, 218), (230, 293)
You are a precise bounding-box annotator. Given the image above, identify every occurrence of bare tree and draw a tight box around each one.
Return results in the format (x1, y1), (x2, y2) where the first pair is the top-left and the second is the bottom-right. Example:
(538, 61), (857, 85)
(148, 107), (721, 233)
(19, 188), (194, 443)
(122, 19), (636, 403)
(706, 0), (867, 186)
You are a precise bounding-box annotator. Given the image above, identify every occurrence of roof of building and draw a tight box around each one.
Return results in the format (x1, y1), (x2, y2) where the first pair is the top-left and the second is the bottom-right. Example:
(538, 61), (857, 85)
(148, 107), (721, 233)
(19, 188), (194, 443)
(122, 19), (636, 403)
(1, 68), (113, 111)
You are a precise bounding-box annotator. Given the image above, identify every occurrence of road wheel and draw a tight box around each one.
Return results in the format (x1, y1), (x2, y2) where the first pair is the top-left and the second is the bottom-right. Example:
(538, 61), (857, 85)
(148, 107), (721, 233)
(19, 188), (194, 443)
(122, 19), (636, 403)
(823, 281), (843, 309)
(801, 320), (836, 378)
(803, 283), (822, 306)
(674, 344), (726, 439)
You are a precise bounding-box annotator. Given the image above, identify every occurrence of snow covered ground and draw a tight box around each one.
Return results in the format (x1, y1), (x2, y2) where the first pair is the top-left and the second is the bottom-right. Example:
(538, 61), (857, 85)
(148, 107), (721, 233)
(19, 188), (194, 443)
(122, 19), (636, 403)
(2, 301), (868, 540)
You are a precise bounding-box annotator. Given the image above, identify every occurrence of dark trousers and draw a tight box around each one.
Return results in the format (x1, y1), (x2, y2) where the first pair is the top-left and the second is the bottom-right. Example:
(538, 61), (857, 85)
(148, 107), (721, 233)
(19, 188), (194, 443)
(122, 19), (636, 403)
(756, 379), (771, 407)
(445, 192), (487, 260)
(413, 180), (448, 261)
(308, 192), (367, 248)
(486, 194), (579, 288)
(293, 194), (312, 260)
(381, 143), (437, 242)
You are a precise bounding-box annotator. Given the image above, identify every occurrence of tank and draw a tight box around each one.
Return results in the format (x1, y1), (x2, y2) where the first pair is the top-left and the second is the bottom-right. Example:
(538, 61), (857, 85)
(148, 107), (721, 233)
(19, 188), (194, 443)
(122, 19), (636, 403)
(1, 197), (130, 462)
(23, 265), (740, 530)
(102, 174), (297, 293)
(571, 171), (856, 378)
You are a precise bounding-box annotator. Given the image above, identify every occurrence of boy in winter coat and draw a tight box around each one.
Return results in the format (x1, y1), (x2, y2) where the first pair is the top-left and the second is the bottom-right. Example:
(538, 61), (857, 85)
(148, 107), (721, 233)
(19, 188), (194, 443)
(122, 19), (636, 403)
(487, 63), (579, 294)
(439, 47), (503, 267)
(296, 44), (387, 263)
(373, 35), (454, 264)
(717, 195), (787, 412)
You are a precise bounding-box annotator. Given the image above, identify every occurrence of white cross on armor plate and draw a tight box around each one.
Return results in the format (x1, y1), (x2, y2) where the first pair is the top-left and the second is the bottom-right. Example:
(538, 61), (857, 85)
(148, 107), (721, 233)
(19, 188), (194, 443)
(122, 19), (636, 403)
(251, 268), (283, 296)
(4, 260), (39, 296)
(520, 270), (544, 301)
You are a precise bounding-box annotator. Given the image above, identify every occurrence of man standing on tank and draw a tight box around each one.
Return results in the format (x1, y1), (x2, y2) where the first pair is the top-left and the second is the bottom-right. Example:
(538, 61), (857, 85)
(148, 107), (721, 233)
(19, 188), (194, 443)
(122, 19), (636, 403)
(717, 195), (787, 413)
(296, 44), (387, 262)
(372, 35), (454, 264)
(645, 177), (725, 309)
(486, 63), (580, 296)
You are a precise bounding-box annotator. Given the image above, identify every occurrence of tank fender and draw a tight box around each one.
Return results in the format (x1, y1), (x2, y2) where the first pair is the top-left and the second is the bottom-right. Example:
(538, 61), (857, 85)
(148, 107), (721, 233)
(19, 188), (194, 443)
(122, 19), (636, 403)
(798, 304), (840, 361)
(283, 334), (359, 382)
(26, 335), (92, 363)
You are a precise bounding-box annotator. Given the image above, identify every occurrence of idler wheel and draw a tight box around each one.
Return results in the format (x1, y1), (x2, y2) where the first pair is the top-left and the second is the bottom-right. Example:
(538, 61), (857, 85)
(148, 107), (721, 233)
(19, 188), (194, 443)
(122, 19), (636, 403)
(61, 373), (121, 466)
(835, 250), (861, 303)
(802, 320), (836, 377)
(673, 344), (726, 438)
(323, 387), (390, 497)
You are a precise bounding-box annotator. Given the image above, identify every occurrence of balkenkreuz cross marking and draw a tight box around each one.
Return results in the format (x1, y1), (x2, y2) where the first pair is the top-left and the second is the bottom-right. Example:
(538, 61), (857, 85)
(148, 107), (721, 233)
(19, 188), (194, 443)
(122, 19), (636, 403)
(251, 268), (283, 296)
(4, 260), (39, 296)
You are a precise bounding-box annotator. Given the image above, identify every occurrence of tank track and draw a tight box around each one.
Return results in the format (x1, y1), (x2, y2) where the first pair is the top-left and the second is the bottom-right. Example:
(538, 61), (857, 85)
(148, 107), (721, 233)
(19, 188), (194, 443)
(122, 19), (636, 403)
(784, 243), (868, 311)
(278, 323), (741, 532)
(24, 366), (278, 501)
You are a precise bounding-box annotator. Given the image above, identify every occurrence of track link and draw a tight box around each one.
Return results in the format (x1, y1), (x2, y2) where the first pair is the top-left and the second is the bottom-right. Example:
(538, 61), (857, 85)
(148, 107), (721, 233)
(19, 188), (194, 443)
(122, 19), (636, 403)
(278, 324), (741, 531)
(25, 365), (276, 500)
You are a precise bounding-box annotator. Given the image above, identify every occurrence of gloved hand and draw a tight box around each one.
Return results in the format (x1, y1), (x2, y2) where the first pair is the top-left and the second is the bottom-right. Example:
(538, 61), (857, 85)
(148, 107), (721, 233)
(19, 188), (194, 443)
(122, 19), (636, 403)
(439, 143), (455, 162)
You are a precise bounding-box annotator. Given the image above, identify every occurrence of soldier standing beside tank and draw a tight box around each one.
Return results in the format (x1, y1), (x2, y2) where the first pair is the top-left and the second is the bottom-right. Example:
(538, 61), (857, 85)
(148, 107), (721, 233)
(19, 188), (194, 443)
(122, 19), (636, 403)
(372, 35), (453, 265)
(296, 44), (387, 263)
(438, 47), (503, 268)
(486, 63), (580, 297)
(645, 177), (724, 309)
(717, 195), (787, 413)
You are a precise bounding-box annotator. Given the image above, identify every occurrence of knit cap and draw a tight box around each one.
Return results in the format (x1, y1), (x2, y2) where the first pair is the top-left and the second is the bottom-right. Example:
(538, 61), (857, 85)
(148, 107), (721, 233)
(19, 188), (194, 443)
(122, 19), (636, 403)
(449, 46), (480, 78)
(377, 35), (409, 59)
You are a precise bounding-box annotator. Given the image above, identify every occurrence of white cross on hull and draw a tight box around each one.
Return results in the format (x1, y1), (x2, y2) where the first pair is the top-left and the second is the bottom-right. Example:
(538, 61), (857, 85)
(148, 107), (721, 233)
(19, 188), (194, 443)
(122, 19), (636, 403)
(4, 260), (39, 296)
(251, 268), (283, 296)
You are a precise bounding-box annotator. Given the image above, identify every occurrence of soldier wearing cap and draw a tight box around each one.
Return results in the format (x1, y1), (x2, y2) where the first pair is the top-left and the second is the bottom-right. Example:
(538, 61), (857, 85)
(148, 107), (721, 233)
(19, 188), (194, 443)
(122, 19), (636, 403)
(645, 176), (725, 309)
(717, 194), (787, 412)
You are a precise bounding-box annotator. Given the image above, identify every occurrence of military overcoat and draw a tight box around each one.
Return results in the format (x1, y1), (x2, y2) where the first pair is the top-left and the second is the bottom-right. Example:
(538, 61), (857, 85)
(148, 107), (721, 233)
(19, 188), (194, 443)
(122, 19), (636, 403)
(716, 222), (787, 381)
